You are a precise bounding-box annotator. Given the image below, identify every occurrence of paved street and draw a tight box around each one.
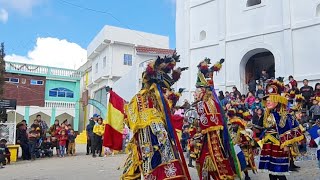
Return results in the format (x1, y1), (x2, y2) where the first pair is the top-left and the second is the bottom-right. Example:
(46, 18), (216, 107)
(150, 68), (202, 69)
(0, 145), (319, 180)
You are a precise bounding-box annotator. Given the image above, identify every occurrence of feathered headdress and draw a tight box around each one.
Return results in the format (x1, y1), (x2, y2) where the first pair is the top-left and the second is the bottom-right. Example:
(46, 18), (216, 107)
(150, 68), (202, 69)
(195, 58), (225, 88)
(142, 51), (188, 89)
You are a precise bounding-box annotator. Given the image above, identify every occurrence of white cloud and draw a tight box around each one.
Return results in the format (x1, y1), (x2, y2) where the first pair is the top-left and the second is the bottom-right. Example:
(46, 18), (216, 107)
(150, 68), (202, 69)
(5, 37), (87, 70)
(0, 0), (44, 14)
(0, 8), (8, 23)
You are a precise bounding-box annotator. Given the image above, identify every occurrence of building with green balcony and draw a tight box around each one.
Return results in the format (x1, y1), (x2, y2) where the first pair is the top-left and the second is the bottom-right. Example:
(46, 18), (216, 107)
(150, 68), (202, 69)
(3, 61), (82, 131)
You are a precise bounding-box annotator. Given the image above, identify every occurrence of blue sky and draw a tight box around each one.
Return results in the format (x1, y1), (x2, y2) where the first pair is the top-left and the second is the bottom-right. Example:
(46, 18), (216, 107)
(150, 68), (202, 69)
(0, 0), (176, 56)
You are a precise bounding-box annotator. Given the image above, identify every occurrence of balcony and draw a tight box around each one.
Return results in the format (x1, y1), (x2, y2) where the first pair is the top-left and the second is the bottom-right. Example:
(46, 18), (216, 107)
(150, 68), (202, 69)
(5, 61), (82, 80)
(45, 101), (76, 109)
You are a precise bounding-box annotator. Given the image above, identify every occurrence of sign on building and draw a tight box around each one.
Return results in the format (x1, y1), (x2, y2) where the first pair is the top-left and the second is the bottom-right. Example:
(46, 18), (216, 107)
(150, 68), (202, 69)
(0, 99), (17, 110)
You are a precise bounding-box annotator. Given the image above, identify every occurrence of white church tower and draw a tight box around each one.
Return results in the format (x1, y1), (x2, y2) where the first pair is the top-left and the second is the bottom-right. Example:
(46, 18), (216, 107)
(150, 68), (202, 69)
(176, 0), (320, 101)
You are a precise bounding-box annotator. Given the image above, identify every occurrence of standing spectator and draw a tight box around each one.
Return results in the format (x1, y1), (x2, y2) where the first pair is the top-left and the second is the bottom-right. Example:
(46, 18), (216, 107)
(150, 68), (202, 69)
(67, 129), (77, 156)
(41, 138), (53, 158)
(300, 79), (314, 109)
(36, 115), (48, 138)
(58, 130), (68, 158)
(28, 125), (40, 160)
(248, 78), (257, 94)
(310, 99), (320, 121)
(92, 118), (105, 157)
(86, 119), (95, 155)
(65, 124), (72, 153)
(49, 120), (60, 156)
(181, 127), (190, 152)
(288, 75), (298, 89)
(260, 69), (269, 81)
(232, 86), (241, 99)
(245, 92), (255, 109)
(16, 122), (30, 160)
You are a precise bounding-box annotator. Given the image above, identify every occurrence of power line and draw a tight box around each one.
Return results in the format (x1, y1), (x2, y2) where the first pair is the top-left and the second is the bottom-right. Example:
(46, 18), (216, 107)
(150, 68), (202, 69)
(56, 0), (167, 48)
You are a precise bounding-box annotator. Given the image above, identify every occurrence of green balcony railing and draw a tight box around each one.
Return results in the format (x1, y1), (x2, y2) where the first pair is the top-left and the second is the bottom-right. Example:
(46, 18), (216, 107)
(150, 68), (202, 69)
(5, 61), (82, 80)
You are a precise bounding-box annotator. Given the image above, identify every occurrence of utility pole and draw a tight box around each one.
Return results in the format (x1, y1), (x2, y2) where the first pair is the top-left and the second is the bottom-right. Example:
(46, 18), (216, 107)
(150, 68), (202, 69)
(0, 43), (6, 122)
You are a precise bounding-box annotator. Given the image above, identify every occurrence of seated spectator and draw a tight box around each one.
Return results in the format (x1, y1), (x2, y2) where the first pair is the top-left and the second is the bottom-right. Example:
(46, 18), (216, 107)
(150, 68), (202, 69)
(255, 85), (265, 100)
(232, 86), (241, 99)
(251, 98), (263, 113)
(288, 75), (297, 89)
(252, 108), (264, 138)
(248, 78), (257, 94)
(245, 92), (255, 109)
(41, 138), (53, 158)
(0, 139), (10, 165)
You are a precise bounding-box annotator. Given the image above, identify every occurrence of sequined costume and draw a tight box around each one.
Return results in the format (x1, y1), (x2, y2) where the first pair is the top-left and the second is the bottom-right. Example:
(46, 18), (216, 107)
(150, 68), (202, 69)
(193, 59), (236, 180)
(259, 79), (303, 176)
(121, 53), (190, 180)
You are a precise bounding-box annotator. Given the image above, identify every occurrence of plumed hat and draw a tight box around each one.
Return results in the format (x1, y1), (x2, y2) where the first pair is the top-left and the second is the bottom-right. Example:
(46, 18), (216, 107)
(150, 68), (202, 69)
(195, 58), (224, 88)
(263, 79), (288, 105)
(142, 51), (188, 89)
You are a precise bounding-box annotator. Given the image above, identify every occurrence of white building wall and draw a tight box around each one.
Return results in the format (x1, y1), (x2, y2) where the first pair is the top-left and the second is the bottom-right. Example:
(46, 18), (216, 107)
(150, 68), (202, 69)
(111, 44), (135, 77)
(176, 0), (320, 102)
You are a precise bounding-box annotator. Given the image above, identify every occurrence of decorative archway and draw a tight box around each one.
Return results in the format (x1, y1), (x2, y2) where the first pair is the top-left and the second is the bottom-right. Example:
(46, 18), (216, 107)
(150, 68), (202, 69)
(240, 48), (275, 93)
(88, 99), (107, 118)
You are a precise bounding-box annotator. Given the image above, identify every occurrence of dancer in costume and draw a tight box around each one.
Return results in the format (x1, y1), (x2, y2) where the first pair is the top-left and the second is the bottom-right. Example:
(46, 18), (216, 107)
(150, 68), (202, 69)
(287, 93), (306, 171)
(122, 52), (191, 180)
(193, 58), (236, 180)
(227, 108), (257, 180)
(259, 79), (303, 180)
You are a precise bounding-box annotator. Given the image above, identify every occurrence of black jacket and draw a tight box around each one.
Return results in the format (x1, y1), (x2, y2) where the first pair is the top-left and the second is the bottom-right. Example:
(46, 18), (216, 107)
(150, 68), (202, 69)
(300, 86), (314, 101)
(16, 129), (28, 144)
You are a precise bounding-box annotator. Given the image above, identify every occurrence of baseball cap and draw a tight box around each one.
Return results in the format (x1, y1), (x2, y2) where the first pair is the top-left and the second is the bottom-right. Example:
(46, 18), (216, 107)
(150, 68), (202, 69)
(93, 114), (100, 118)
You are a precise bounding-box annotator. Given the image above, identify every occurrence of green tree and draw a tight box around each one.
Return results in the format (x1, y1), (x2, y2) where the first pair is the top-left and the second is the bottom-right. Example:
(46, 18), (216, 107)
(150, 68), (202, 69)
(0, 42), (5, 98)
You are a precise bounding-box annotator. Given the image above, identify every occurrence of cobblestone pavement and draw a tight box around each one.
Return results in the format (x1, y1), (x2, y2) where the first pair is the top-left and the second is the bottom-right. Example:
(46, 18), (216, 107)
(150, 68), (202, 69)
(0, 145), (319, 180)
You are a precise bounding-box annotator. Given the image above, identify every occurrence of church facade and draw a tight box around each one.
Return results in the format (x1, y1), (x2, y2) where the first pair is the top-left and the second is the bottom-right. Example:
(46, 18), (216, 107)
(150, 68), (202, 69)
(176, 0), (320, 101)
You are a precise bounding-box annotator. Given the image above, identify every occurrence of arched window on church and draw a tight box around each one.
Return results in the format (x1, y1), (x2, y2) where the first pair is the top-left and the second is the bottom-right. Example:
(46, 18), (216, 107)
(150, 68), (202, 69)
(247, 0), (261, 7)
(317, 4), (320, 17)
(199, 30), (206, 41)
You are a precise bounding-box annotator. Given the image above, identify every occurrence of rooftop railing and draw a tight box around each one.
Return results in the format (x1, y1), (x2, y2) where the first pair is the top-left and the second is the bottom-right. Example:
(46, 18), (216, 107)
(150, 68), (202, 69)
(5, 61), (82, 80)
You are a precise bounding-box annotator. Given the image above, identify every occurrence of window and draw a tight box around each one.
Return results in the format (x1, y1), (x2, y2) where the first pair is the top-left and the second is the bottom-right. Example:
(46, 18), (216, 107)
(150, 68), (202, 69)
(5, 77), (19, 84)
(49, 88), (74, 98)
(30, 79), (44, 85)
(21, 78), (26, 84)
(247, 0), (261, 7)
(123, 54), (133, 66)
(317, 4), (320, 17)
(199, 30), (206, 41)
(103, 56), (106, 68)
(95, 63), (99, 73)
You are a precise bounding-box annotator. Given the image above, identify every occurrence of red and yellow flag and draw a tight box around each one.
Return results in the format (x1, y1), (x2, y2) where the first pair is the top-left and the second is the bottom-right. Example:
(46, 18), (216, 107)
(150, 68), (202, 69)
(103, 90), (125, 151)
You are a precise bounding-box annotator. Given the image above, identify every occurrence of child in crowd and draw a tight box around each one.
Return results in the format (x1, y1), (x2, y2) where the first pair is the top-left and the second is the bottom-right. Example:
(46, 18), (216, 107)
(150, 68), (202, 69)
(68, 129), (77, 156)
(251, 97), (263, 113)
(41, 138), (53, 158)
(92, 118), (105, 157)
(66, 124), (72, 153)
(310, 99), (320, 121)
(58, 130), (68, 158)
(0, 139), (10, 167)
(181, 127), (190, 152)
(28, 125), (40, 160)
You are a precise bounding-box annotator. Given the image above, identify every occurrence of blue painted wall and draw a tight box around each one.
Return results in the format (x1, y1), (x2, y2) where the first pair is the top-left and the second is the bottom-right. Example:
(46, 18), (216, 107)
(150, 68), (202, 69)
(45, 80), (80, 102)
